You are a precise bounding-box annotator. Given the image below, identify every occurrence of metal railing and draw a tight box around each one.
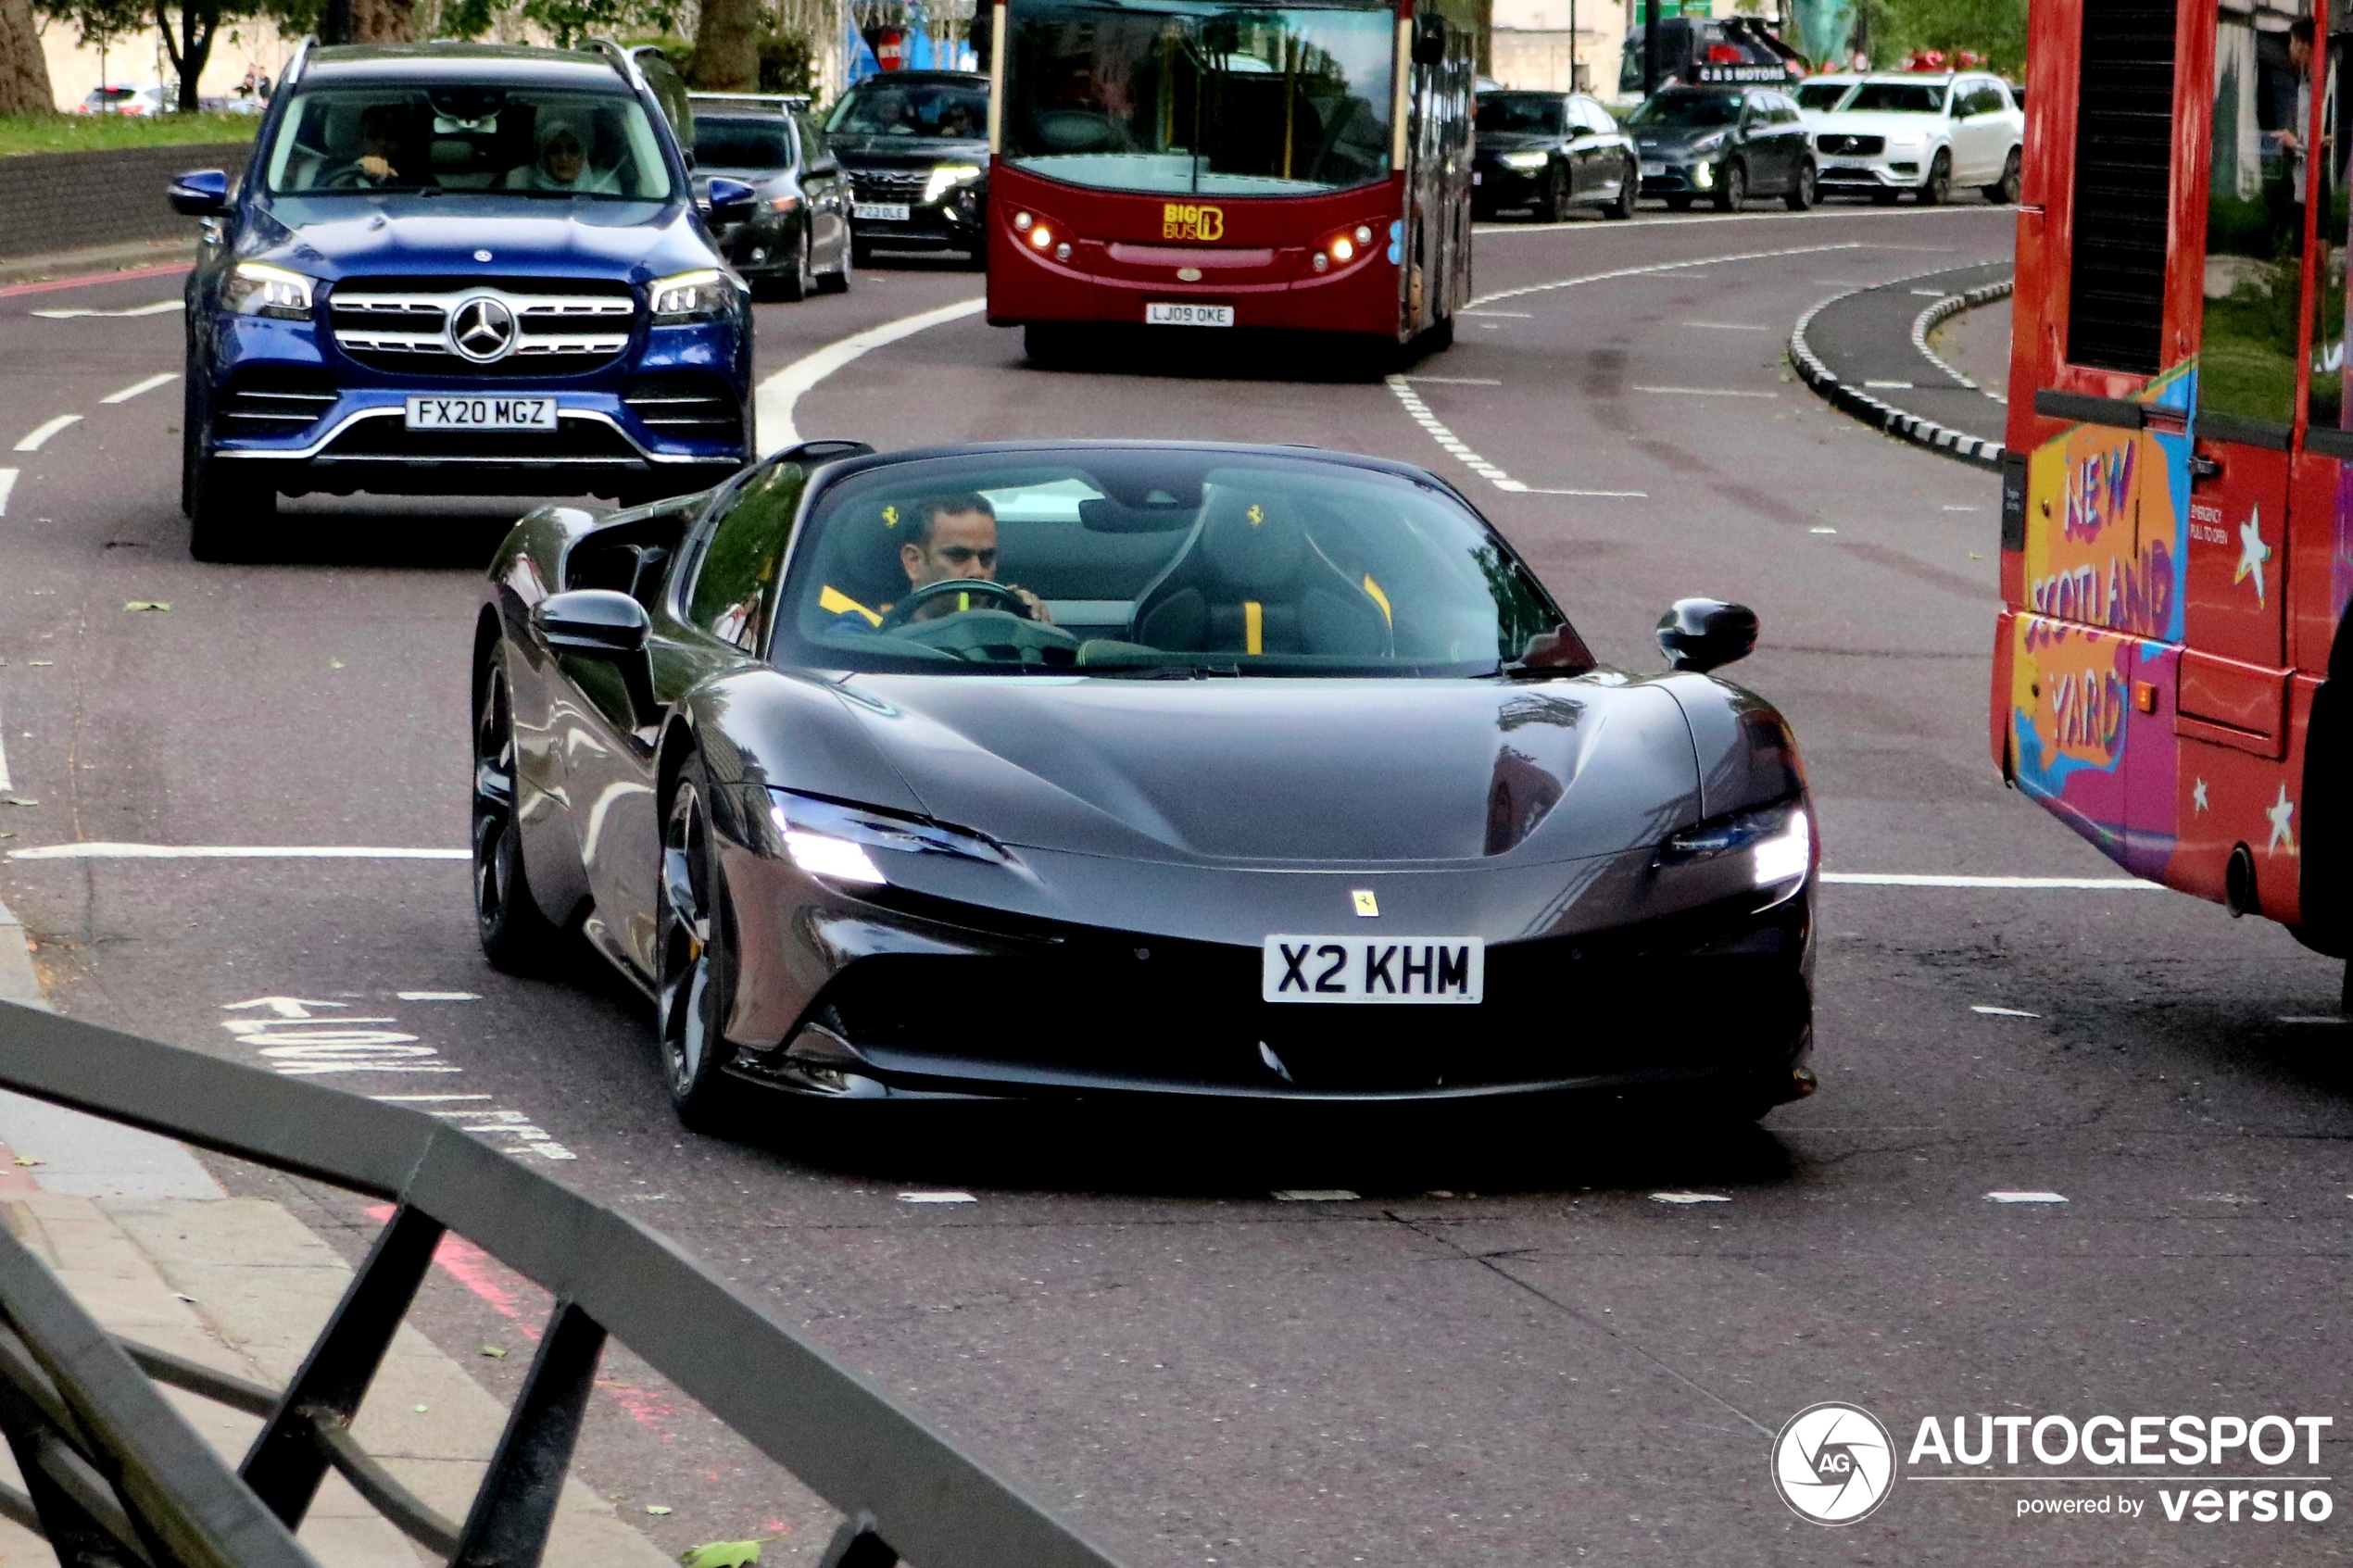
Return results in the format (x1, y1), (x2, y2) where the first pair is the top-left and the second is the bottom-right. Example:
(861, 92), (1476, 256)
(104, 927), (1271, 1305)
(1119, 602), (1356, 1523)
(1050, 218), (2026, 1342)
(0, 1001), (1126, 1568)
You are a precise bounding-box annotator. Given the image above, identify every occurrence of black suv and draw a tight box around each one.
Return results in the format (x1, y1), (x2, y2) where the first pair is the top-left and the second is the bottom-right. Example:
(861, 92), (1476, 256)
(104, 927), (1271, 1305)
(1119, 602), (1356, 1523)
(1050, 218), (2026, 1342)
(170, 41), (756, 560)
(821, 69), (989, 262)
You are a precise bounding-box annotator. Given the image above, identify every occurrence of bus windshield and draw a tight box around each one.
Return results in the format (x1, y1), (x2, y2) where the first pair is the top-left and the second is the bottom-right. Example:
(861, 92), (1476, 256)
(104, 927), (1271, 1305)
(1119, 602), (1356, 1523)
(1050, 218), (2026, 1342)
(1002, 0), (1397, 196)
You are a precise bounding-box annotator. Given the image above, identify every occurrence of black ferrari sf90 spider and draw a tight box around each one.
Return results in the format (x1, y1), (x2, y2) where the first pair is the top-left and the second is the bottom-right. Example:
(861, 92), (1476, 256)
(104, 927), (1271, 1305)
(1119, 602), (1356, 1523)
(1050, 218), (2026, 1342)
(471, 440), (1816, 1126)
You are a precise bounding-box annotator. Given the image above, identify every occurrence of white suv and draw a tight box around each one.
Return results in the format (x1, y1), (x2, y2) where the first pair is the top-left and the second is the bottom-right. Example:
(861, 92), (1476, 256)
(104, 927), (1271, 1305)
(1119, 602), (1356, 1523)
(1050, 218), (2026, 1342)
(1809, 72), (2023, 204)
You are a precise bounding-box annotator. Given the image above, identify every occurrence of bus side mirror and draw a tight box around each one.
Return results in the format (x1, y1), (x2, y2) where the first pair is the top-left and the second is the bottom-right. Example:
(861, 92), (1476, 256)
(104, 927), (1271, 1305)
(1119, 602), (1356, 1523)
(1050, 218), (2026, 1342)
(1412, 12), (1446, 65)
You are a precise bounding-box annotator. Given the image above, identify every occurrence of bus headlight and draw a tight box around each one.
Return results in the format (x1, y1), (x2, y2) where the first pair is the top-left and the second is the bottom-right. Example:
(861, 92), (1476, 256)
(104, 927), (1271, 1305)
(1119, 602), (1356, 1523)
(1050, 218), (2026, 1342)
(227, 263), (315, 320)
(1330, 235), (1355, 262)
(924, 163), (983, 204)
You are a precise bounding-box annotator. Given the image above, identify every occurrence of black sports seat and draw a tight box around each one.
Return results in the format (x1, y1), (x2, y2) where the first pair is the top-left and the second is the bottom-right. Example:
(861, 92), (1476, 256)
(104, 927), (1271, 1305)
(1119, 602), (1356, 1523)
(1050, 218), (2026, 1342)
(1129, 486), (1393, 658)
(810, 497), (917, 624)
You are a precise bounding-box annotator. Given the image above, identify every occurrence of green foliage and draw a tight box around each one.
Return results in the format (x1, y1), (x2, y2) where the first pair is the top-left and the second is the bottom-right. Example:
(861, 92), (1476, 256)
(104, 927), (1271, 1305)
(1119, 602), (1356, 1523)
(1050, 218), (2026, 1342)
(1851, 0), (2026, 77)
(436, 0), (497, 36)
(678, 1543), (765, 1568)
(36, 0), (146, 51)
(625, 31), (696, 76)
(757, 31), (812, 94)
(0, 110), (259, 157)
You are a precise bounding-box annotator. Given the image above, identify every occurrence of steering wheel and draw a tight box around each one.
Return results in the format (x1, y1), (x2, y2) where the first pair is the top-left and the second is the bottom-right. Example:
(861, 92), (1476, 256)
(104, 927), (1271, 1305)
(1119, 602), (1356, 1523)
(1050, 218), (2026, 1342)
(876, 578), (1031, 631)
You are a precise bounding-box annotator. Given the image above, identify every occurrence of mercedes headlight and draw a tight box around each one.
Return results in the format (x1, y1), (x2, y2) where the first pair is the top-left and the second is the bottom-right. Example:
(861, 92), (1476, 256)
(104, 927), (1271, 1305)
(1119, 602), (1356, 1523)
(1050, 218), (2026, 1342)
(226, 262), (315, 320)
(923, 163), (983, 204)
(1499, 149), (1551, 170)
(649, 268), (734, 323)
(1661, 799), (1812, 889)
(767, 789), (1009, 886)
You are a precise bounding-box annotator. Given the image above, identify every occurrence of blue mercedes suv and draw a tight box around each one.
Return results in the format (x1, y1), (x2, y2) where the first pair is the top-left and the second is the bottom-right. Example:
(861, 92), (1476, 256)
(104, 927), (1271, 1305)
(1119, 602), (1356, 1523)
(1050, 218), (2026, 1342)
(170, 41), (756, 560)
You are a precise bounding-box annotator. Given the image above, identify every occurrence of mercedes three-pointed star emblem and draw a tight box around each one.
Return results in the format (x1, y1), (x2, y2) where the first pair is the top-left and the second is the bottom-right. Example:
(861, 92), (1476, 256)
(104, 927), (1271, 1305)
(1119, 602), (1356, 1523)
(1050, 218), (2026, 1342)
(448, 295), (517, 362)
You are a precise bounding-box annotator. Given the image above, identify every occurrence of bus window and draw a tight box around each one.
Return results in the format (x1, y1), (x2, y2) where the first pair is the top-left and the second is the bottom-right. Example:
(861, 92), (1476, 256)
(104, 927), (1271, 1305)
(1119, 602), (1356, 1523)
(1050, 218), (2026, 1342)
(2200, 14), (2307, 432)
(2309, 21), (2348, 433)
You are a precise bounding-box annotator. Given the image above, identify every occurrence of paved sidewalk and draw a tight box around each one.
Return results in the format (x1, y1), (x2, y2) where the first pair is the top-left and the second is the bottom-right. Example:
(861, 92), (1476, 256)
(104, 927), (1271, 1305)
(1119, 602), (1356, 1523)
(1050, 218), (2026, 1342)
(0, 238), (195, 292)
(0, 903), (672, 1568)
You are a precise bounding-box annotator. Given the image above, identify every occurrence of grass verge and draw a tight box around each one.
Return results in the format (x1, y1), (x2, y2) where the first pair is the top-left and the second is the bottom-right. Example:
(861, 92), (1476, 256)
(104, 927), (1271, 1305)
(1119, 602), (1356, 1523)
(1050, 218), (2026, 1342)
(0, 112), (259, 159)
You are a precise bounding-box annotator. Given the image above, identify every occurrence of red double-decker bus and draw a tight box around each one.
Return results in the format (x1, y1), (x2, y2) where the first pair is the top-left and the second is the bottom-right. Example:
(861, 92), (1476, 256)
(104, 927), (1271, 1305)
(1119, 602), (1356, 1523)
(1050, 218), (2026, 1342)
(979, 0), (1476, 361)
(1997, 0), (2353, 988)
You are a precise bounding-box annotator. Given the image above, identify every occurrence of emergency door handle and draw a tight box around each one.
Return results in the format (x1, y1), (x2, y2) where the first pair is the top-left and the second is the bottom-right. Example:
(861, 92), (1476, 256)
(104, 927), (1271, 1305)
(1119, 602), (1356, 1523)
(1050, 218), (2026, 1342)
(2189, 451), (2223, 483)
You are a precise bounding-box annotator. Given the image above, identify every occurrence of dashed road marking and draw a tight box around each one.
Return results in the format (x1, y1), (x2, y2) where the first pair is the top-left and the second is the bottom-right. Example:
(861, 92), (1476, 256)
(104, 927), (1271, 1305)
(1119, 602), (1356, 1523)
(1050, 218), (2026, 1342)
(1986, 1191), (2069, 1204)
(100, 372), (178, 405)
(1683, 320), (1770, 331)
(6, 843), (468, 860)
(29, 299), (184, 320)
(14, 416), (80, 453)
(1403, 375), (1503, 385)
(220, 997), (574, 1159)
(1632, 385), (1779, 397)
(1467, 241), (1865, 309)
(1821, 872), (2155, 889)
(0, 469), (15, 518)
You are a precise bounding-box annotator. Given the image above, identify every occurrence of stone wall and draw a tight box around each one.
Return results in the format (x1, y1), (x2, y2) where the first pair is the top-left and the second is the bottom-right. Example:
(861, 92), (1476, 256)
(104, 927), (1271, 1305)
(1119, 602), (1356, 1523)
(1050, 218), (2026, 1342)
(0, 142), (249, 260)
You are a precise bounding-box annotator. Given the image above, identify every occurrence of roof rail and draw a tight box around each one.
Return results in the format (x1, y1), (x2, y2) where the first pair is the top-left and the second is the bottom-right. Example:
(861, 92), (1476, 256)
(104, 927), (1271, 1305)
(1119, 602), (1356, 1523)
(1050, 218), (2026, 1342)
(688, 91), (813, 109)
(280, 35), (318, 91)
(584, 36), (643, 91)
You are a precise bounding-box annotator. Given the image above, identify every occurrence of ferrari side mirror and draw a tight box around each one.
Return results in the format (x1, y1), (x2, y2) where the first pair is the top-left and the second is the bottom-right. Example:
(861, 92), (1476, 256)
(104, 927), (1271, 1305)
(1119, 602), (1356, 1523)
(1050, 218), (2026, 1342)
(534, 589), (650, 657)
(1656, 597), (1758, 673)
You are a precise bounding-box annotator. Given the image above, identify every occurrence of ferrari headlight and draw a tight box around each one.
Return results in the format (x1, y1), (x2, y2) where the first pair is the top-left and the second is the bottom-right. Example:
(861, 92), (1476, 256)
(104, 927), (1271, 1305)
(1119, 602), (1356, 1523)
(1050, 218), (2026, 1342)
(650, 269), (733, 323)
(923, 163), (983, 203)
(1662, 800), (1811, 888)
(1499, 149), (1550, 170)
(226, 262), (315, 320)
(767, 789), (1008, 885)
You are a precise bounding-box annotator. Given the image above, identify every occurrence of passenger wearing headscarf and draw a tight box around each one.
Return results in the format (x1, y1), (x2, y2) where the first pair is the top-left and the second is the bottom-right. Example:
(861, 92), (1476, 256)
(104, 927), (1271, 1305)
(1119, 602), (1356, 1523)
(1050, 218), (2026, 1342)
(508, 110), (620, 193)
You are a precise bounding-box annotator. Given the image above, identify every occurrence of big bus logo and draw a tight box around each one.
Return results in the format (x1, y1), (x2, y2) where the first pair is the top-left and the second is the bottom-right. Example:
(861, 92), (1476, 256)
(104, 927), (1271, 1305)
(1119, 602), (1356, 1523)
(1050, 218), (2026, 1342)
(1163, 203), (1224, 242)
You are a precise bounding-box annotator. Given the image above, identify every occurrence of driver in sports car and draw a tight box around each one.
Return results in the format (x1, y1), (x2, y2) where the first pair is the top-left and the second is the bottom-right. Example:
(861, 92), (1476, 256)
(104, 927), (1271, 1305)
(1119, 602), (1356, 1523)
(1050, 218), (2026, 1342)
(841, 494), (1054, 628)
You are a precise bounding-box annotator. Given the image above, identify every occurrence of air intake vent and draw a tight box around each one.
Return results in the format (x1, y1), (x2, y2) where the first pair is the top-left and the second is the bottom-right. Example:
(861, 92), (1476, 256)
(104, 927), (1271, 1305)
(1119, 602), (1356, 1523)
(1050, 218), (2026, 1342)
(219, 370), (337, 431)
(2066, 0), (2176, 375)
(623, 374), (740, 439)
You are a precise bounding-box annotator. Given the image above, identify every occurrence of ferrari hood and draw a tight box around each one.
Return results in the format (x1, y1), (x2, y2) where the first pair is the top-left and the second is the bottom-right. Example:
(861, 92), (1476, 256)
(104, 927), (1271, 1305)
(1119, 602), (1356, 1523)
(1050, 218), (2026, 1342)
(832, 674), (1703, 868)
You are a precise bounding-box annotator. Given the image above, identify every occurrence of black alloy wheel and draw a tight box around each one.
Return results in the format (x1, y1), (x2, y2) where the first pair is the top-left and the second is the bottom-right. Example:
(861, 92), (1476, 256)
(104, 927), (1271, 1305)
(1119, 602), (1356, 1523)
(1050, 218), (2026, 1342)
(1784, 160), (1818, 211)
(777, 223), (814, 303)
(1712, 159), (1747, 213)
(658, 770), (736, 1129)
(1983, 146), (2022, 204)
(1606, 158), (1637, 220)
(1919, 149), (1953, 205)
(472, 658), (565, 972)
(1537, 162), (1567, 222)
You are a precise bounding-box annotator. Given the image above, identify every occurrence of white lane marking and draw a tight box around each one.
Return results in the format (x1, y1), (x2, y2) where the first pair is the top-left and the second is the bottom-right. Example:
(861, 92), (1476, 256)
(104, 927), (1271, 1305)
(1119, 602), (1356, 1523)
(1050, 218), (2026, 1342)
(0, 469), (15, 518)
(1864, 379), (1916, 389)
(1273, 1189), (1361, 1201)
(1467, 242), (1864, 310)
(1472, 205), (1992, 235)
(1528, 487), (1648, 497)
(1820, 872), (2156, 889)
(0, 699), (9, 794)
(396, 990), (480, 1001)
(221, 997), (574, 1159)
(1404, 375), (1503, 385)
(1385, 376), (1518, 488)
(1632, 385), (1779, 397)
(1986, 1191), (2068, 1204)
(1810, 526), (1839, 534)
(1457, 309), (1532, 318)
(2279, 1016), (2347, 1025)
(1911, 287), (1951, 296)
(1650, 1191), (1730, 1205)
(899, 1190), (977, 1204)
(754, 295), (987, 453)
(14, 416), (81, 453)
(1683, 320), (1770, 331)
(100, 373), (177, 405)
(1971, 1005), (2043, 1018)
(6, 843), (468, 860)
(29, 299), (184, 320)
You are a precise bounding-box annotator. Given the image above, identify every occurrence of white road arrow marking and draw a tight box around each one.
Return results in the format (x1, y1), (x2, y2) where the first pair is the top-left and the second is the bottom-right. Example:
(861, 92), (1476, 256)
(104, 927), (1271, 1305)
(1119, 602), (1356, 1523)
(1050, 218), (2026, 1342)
(220, 997), (347, 1018)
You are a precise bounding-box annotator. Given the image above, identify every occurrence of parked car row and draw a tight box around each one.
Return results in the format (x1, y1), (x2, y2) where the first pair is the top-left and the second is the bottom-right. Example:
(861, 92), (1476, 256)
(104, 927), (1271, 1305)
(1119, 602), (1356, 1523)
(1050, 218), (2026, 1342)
(1473, 70), (2025, 220)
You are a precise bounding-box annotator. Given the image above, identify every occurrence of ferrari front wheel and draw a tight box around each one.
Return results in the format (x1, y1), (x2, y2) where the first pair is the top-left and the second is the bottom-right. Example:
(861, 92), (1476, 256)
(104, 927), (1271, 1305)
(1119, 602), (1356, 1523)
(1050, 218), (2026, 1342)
(472, 659), (564, 972)
(658, 768), (737, 1130)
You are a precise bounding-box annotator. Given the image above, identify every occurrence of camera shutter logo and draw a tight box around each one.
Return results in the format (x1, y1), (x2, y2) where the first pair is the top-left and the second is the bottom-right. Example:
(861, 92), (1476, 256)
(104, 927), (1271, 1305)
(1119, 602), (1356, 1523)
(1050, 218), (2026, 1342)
(1772, 1402), (1896, 1524)
(449, 295), (518, 362)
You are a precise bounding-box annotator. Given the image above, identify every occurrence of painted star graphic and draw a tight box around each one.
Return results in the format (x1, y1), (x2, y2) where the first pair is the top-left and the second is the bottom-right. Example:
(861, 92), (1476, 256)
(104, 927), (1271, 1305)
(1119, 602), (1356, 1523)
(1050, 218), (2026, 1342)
(2235, 509), (2273, 606)
(2193, 777), (2209, 813)
(2267, 783), (2296, 855)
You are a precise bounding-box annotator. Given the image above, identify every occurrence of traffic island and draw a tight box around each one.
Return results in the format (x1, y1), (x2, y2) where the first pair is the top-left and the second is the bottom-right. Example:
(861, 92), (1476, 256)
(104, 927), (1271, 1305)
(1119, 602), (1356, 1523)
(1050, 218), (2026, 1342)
(1789, 260), (2014, 470)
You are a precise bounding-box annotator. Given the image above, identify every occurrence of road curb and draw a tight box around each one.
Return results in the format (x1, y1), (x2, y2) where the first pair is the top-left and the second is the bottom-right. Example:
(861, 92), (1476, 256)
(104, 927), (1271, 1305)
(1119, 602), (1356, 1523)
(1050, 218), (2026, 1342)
(0, 897), (44, 1013)
(1789, 270), (2013, 470)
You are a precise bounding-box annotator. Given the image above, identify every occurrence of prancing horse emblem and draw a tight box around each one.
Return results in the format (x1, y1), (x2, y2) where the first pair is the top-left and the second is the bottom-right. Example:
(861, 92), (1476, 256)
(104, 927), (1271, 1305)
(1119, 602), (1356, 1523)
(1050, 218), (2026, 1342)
(449, 295), (517, 362)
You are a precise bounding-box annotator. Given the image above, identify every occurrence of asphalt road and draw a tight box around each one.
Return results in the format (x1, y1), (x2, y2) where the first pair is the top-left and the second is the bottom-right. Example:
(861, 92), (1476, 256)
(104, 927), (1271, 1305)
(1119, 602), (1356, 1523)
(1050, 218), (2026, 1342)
(2, 198), (2350, 1566)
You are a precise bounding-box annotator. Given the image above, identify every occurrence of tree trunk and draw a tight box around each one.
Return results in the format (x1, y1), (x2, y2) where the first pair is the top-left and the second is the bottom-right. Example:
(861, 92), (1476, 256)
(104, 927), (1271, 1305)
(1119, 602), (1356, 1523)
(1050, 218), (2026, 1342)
(351, 0), (415, 44)
(0, 0), (57, 114)
(691, 0), (760, 91)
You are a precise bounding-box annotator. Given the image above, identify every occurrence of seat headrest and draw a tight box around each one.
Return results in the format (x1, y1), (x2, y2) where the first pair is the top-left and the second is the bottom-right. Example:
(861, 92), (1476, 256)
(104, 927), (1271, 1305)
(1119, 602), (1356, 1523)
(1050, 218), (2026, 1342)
(815, 497), (918, 608)
(1198, 487), (1305, 590)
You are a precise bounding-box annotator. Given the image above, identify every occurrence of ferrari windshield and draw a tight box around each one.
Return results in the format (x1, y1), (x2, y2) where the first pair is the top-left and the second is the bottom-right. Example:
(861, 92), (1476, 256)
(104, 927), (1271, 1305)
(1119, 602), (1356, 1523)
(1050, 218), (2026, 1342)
(774, 451), (1563, 676)
(1001, 0), (1396, 195)
(264, 85), (674, 199)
